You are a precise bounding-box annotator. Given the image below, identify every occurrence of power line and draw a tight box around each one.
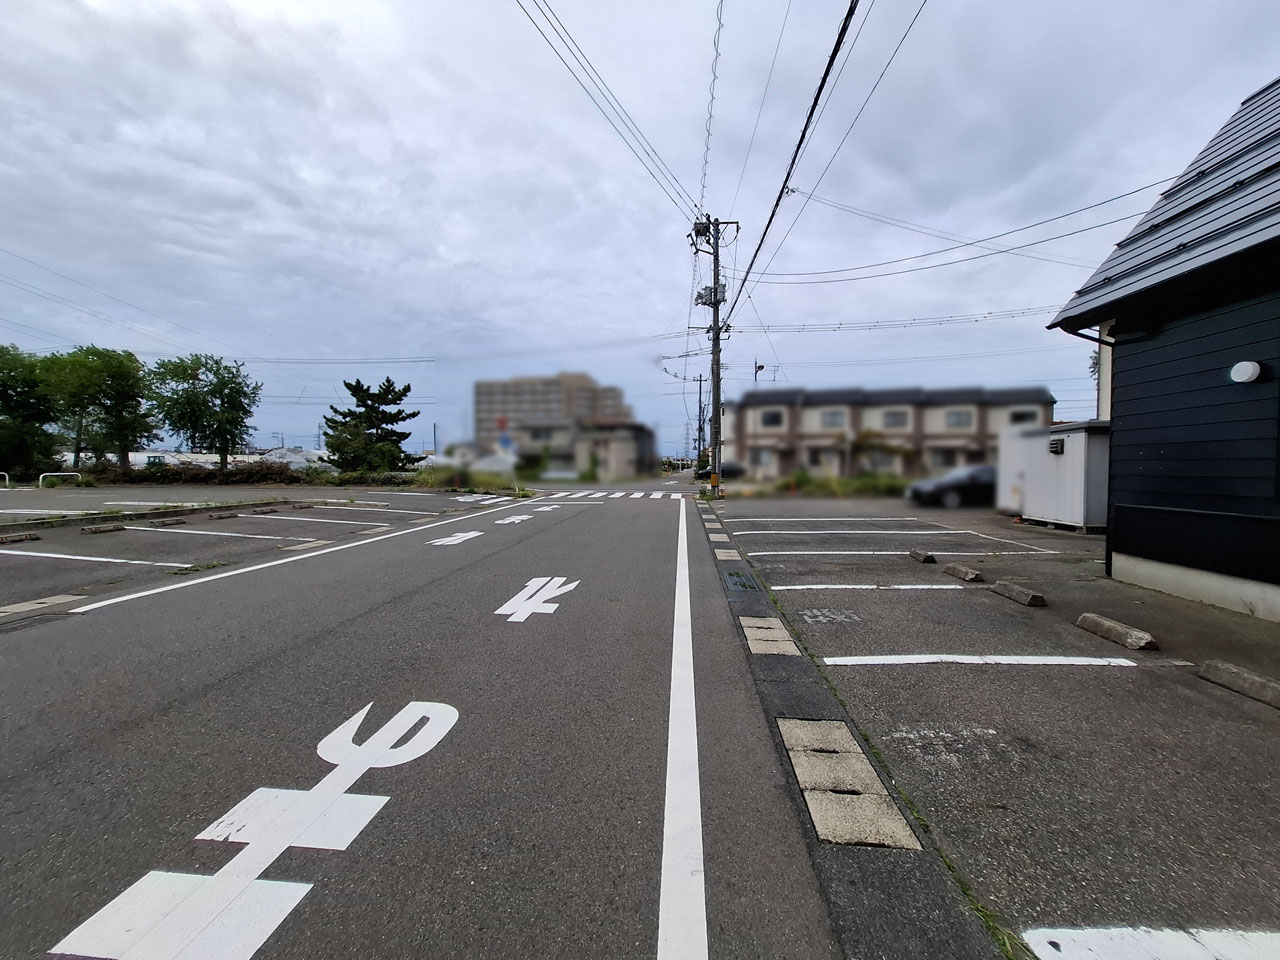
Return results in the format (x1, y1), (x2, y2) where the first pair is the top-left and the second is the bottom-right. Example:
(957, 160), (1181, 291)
(748, 0), (931, 298)
(732, 343), (1077, 368)
(698, 0), (725, 213)
(654, 303), (1062, 339)
(725, 0), (863, 323)
(738, 210), (1141, 284)
(515, 0), (698, 219)
(730, 0), (793, 217)
(794, 0), (880, 171)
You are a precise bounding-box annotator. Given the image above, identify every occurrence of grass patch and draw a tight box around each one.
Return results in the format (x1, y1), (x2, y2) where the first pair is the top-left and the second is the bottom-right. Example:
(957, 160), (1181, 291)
(169, 561), (229, 576)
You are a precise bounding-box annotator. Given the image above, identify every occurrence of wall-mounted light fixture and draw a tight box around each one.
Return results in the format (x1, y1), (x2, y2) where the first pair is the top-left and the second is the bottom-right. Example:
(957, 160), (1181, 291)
(1229, 361), (1262, 383)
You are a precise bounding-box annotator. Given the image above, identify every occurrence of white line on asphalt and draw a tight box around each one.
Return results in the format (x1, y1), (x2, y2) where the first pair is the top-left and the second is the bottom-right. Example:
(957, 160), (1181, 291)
(630, 492), (645, 498)
(570, 492), (591, 498)
(122, 526), (316, 542)
(657, 495), (708, 959)
(0, 549), (192, 567)
(961, 530), (1056, 552)
(721, 517), (920, 522)
(824, 654), (1136, 666)
(609, 492), (626, 498)
(731, 529), (974, 536)
(69, 498), (548, 612)
(650, 492), (663, 499)
(0, 508), (97, 515)
(312, 505), (438, 515)
(300, 498), (390, 505)
(748, 550), (1059, 556)
(773, 584), (966, 591)
(374, 491), (436, 496)
(280, 539), (334, 551)
(242, 514), (389, 527)
(1022, 927), (1280, 959)
(668, 493), (682, 499)
(0, 594), (84, 614)
(590, 492), (609, 498)
(101, 501), (214, 507)
(549, 492), (570, 498)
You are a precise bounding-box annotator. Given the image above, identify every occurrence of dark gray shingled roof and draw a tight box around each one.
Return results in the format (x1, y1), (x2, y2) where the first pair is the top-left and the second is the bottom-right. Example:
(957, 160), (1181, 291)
(736, 386), (1055, 407)
(1050, 76), (1280, 331)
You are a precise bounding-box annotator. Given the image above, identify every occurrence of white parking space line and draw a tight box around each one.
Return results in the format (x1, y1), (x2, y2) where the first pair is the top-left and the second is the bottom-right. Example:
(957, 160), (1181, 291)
(731, 529), (974, 536)
(243, 514), (389, 527)
(312, 506), (438, 516)
(824, 654), (1136, 666)
(376, 491), (436, 496)
(962, 530), (1056, 552)
(657, 497), (707, 958)
(122, 526), (315, 542)
(0, 509), (97, 515)
(630, 492), (645, 498)
(722, 517), (921, 523)
(0, 549), (191, 567)
(70, 497), (549, 613)
(1022, 927), (1280, 959)
(302, 499), (390, 505)
(748, 550), (1059, 557)
(773, 584), (966, 591)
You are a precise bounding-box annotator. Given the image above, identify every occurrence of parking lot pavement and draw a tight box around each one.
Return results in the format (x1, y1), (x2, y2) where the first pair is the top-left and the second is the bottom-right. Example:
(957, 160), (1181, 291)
(717, 496), (1280, 957)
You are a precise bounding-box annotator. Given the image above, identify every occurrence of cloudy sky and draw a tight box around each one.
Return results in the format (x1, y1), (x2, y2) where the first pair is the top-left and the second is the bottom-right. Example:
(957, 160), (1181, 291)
(3, 0), (1277, 454)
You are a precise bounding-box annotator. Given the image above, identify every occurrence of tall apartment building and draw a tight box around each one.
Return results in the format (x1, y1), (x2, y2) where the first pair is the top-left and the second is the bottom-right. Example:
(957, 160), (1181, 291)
(473, 373), (633, 450)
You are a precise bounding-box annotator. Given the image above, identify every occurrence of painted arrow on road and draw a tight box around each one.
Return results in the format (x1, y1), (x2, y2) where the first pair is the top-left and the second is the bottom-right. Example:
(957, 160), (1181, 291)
(427, 531), (484, 546)
(494, 576), (580, 622)
(494, 515), (533, 525)
(532, 505), (562, 512)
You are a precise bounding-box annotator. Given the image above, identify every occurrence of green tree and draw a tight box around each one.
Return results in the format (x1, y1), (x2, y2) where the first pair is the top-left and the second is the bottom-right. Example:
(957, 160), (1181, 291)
(0, 344), (61, 476)
(152, 355), (263, 473)
(41, 346), (159, 469)
(322, 377), (420, 472)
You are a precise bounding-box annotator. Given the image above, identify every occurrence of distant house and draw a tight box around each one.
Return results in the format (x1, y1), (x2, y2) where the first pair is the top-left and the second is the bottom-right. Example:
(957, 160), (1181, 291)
(1048, 76), (1280, 622)
(727, 386), (1055, 481)
(511, 417), (656, 481)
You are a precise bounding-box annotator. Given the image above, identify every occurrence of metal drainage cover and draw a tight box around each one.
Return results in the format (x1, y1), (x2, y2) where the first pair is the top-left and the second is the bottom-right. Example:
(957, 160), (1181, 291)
(723, 570), (760, 591)
(0, 614), (75, 634)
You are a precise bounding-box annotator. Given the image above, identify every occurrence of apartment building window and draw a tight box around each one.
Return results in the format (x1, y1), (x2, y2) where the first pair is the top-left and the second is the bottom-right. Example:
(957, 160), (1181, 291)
(945, 409), (973, 429)
(1010, 409), (1038, 424)
(883, 409), (908, 429)
(750, 448), (773, 467)
(761, 409), (784, 427)
(820, 409), (845, 429)
(929, 448), (958, 469)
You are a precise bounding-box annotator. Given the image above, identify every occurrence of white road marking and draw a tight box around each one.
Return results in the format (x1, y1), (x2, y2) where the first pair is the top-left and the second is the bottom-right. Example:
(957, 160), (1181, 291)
(722, 517), (920, 522)
(312, 505), (437, 516)
(773, 584), (966, 591)
(0, 549), (191, 567)
(570, 492), (592, 498)
(961, 530), (1055, 551)
(630, 492), (645, 498)
(549, 492), (570, 498)
(824, 654), (1136, 666)
(494, 576), (580, 622)
(1022, 927), (1280, 959)
(494, 515), (533, 524)
(243, 514), (389, 527)
(533, 505), (562, 512)
(657, 496), (707, 959)
(101, 501), (214, 507)
(427, 531), (485, 546)
(375, 491), (436, 496)
(0, 508), (96, 515)
(731, 529), (972, 536)
(69, 498), (548, 613)
(650, 492), (663, 499)
(590, 492), (609, 498)
(748, 550), (1058, 557)
(609, 492), (627, 498)
(51, 701), (457, 960)
(668, 493), (682, 499)
(281, 540), (333, 551)
(123, 526), (316, 542)
(300, 499), (389, 505)
(0, 594), (83, 614)
(479, 496), (512, 503)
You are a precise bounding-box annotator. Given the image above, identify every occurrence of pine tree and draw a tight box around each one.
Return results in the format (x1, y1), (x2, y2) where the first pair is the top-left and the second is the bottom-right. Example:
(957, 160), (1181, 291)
(322, 377), (420, 472)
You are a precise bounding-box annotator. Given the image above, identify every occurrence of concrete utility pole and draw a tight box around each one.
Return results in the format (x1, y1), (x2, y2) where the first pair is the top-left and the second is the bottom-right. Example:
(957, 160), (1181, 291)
(691, 215), (737, 499)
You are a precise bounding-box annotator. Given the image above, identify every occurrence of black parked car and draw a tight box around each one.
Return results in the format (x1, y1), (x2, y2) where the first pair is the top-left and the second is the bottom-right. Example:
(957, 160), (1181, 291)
(905, 465), (996, 508)
(695, 461), (746, 481)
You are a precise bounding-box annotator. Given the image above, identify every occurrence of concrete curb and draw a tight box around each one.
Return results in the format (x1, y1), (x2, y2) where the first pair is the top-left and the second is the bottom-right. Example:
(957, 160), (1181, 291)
(0, 499), (296, 533)
(1199, 660), (1280, 711)
(992, 580), (1046, 607)
(942, 563), (984, 582)
(1075, 612), (1158, 650)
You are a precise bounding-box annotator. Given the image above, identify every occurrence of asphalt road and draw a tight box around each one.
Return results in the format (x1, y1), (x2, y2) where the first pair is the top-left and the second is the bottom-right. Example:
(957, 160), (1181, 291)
(3, 488), (846, 959)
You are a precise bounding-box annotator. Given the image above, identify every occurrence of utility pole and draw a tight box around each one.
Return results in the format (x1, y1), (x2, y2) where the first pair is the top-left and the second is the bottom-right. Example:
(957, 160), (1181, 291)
(695, 374), (706, 468)
(691, 215), (737, 499)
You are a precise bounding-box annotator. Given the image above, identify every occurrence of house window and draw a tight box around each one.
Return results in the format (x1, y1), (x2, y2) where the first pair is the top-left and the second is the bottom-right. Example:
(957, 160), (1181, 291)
(761, 409), (784, 428)
(146, 455), (165, 465)
(750, 448), (773, 467)
(808, 448), (823, 466)
(820, 409), (845, 429)
(883, 409), (908, 429)
(1010, 409), (1038, 424)
(866, 450), (895, 472)
(945, 409), (973, 429)
(929, 448), (958, 469)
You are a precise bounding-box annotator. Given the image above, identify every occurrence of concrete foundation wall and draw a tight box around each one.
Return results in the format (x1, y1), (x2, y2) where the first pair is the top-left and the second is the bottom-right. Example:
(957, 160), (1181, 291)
(1113, 552), (1280, 624)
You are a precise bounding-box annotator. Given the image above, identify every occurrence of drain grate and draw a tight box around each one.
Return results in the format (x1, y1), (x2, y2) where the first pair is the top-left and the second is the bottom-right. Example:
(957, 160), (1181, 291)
(723, 570), (760, 591)
(0, 614), (75, 634)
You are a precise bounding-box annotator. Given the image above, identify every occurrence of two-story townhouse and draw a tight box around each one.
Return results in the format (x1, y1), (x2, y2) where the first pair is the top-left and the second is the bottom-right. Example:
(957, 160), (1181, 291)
(729, 386), (1054, 481)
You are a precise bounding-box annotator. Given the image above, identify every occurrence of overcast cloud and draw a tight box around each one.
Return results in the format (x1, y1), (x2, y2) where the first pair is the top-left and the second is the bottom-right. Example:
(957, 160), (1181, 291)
(2, 0), (1277, 453)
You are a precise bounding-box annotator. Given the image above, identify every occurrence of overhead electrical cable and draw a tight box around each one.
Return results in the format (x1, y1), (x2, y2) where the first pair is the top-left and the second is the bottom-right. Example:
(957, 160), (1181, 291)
(724, 0), (863, 322)
(698, 0), (725, 213)
(729, 0), (792, 217)
(515, 0), (698, 219)
(794, 0), (880, 171)
(745, 0), (931, 302)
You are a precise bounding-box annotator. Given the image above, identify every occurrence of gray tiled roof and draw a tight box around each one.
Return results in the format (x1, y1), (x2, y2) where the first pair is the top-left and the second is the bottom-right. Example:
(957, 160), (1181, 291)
(1050, 76), (1280, 331)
